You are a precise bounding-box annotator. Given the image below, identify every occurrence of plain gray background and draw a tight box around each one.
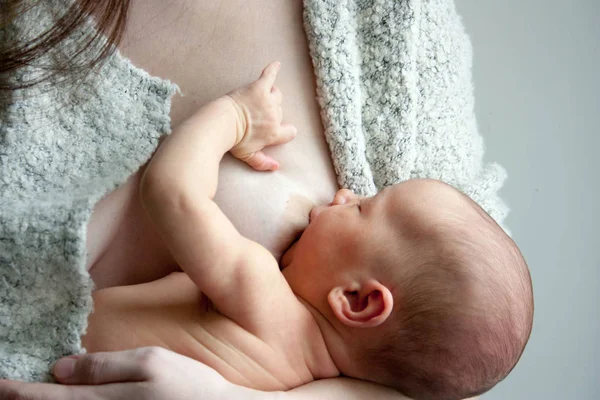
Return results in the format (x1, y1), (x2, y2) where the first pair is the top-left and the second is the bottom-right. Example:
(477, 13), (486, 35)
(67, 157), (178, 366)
(454, 0), (599, 399)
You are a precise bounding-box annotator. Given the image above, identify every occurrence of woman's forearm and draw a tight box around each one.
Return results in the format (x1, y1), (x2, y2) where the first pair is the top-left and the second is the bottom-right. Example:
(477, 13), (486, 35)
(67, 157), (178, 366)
(273, 378), (479, 400)
(275, 378), (410, 400)
(214, 377), (407, 400)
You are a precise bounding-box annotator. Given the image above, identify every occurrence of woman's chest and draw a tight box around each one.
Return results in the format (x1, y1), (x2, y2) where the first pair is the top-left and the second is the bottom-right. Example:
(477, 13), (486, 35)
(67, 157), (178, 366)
(88, 0), (340, 287)
(87, 162), (319, 288)
(119, 0), (339, 200)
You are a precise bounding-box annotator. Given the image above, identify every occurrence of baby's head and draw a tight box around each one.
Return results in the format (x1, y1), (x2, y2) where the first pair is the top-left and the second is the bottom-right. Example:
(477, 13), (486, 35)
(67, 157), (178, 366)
(282, 179), (533, 400)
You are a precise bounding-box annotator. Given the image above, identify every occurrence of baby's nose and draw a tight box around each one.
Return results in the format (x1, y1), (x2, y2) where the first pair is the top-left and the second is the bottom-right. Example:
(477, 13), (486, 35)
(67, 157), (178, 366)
(331, 188), (356, 205)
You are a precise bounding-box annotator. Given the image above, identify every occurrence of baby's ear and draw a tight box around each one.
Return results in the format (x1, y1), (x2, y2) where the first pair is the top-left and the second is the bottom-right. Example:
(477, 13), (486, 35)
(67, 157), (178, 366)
(327, 280), (393, 328)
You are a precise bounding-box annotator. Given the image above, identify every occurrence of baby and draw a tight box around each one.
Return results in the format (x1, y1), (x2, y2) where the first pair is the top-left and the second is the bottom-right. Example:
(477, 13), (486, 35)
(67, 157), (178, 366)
(83, 62), (534, 400)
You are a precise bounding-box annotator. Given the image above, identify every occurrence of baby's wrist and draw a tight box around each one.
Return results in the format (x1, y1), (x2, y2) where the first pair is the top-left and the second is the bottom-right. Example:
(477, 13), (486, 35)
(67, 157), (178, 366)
(222, 95), (248, 148)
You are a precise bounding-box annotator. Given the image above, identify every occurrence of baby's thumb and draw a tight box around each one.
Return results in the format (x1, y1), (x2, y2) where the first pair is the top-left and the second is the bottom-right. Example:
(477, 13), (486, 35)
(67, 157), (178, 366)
(272, 123), (298, 146)
(245, 151), (279, 171)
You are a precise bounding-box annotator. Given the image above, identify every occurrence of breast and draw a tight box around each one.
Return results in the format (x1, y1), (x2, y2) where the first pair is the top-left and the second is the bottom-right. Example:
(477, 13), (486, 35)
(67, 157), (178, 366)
(118, 0), (339, 257)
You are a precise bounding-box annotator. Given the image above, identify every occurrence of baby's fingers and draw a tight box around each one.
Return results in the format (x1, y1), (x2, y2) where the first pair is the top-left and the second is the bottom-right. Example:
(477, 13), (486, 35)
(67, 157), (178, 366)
(245, 151), (279, 171)
(257, 61), (281, 90)
(271, 85), (283, 104)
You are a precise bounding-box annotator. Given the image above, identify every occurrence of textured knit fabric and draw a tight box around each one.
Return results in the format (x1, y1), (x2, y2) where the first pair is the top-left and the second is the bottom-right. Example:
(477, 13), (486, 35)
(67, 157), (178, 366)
(304, 0), (508, 222)
(1, 0), (508, 382)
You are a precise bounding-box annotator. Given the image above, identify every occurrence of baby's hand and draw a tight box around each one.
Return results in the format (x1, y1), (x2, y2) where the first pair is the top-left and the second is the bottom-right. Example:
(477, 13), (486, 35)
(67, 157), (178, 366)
(226, 62), (297, 171)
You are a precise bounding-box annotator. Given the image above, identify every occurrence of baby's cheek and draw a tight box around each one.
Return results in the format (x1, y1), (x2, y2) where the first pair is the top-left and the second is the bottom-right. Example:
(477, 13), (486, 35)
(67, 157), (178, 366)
(334, 219), (371, 258)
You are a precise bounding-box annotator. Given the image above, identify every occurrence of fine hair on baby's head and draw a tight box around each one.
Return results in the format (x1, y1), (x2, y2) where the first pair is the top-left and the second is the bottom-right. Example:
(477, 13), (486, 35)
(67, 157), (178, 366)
(351, 181), (533, 400)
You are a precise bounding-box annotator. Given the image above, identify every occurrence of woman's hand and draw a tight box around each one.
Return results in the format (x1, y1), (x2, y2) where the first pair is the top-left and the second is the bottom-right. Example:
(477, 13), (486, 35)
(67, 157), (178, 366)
(0, 348), (477, 400)
(226, 61), (297, 171)
(0, 347), (277, 400)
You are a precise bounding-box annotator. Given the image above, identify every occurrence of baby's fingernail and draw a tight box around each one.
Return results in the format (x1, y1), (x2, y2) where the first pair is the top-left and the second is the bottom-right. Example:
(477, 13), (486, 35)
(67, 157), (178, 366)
(54, 358), (77, 379)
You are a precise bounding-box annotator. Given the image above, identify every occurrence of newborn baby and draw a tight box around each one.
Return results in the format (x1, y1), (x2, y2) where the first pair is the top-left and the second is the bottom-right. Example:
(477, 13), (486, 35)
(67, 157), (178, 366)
(83, 62), (533, 400)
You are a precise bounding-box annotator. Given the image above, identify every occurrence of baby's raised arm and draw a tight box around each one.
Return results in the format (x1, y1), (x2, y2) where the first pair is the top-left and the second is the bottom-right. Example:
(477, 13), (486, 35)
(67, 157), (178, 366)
(140, 62), (301, 336)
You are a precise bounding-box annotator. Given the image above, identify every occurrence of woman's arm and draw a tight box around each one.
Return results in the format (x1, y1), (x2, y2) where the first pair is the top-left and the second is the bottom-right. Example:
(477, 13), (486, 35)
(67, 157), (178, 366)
(282, 380), (480, 400)
(280, 377), (409, 400)
(0, 349), (478, 400)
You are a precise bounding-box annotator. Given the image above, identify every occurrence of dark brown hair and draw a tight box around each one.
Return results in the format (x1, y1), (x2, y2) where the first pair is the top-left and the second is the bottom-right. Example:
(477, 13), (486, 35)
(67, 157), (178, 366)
(0, 0), (131, 91)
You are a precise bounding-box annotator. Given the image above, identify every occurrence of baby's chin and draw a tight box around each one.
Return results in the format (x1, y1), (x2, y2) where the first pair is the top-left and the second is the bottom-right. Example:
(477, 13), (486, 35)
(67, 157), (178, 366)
(279, 229), (305, 270)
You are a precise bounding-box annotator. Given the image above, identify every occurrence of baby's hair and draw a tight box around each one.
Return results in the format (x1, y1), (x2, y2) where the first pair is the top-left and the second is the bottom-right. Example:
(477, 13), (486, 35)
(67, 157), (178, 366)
(359, 191), (533, 400)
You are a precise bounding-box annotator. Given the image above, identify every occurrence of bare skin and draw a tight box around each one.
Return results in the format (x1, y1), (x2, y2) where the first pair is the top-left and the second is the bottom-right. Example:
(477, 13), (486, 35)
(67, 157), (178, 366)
(84, 66), (340, 391)
(77, 1), (480, 399)
(0, 2), (485, 399)
(87, 0), (338, 289)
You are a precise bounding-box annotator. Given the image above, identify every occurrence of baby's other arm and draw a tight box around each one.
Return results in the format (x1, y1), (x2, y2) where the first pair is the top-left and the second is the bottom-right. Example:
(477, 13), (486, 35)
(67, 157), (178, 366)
(140, 63), (300, 337)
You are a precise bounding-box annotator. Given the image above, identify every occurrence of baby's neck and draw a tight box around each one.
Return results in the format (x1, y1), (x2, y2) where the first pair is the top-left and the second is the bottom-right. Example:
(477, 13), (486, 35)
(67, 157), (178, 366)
(295, 297), (344, 380)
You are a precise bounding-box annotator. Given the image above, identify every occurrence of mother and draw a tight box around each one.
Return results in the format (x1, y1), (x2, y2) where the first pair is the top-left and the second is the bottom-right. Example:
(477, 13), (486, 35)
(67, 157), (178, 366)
(0, 1), (479, 399)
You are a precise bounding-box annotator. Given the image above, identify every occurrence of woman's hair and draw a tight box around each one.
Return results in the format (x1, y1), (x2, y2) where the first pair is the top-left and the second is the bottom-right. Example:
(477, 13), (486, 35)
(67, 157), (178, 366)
(1, 0), (131, 91)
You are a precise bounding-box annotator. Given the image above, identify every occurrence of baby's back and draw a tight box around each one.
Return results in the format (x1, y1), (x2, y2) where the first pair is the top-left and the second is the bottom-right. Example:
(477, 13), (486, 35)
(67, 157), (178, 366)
(83, 272), (314, 390)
